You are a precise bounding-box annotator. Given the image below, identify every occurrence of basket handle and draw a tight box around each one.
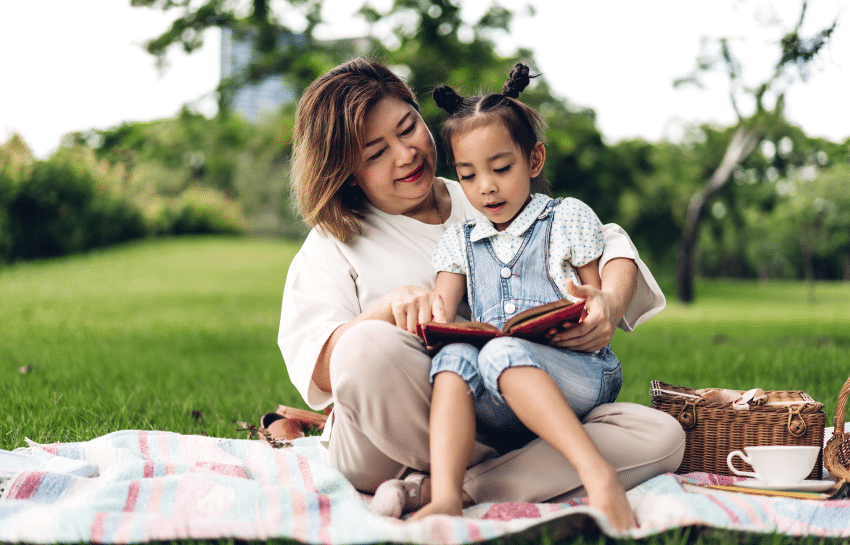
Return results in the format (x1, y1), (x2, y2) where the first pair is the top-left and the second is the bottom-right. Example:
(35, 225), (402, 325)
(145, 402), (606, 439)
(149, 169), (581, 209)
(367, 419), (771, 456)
(677, 398), (701, 430)
(786, 405), (807, 436)
(834, 375), (850, 435)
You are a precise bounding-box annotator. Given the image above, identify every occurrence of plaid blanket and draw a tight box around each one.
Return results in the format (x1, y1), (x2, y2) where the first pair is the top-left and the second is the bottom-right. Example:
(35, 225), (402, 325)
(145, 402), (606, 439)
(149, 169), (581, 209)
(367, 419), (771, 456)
(1, 430), (848, 543)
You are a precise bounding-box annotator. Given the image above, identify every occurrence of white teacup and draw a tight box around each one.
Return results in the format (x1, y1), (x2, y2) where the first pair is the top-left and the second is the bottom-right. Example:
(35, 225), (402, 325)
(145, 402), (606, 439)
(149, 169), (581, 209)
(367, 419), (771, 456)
(726, 445), (820, 484)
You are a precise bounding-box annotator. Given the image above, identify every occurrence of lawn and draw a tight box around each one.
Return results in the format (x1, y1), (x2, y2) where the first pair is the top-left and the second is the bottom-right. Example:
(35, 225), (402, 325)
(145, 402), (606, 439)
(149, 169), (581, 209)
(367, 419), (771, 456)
(3, 236), (848, 449)
(2, 237), (849, 544)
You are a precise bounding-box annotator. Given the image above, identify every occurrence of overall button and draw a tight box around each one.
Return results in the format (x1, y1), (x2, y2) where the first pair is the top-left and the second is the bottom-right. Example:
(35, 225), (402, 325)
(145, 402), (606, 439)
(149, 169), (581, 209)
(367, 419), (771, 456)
(500, 267), (512, 279)
(504, 302), (516, 314)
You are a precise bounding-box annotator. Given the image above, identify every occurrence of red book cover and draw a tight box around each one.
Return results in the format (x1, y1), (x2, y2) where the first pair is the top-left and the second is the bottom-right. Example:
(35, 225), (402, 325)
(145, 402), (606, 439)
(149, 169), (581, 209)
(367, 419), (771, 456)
(417, 299), (586, 348)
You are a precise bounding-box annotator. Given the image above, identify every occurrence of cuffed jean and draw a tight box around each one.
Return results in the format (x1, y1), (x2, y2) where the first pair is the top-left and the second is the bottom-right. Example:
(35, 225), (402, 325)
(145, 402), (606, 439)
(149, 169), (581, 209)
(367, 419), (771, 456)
(431, 337), (622, 453)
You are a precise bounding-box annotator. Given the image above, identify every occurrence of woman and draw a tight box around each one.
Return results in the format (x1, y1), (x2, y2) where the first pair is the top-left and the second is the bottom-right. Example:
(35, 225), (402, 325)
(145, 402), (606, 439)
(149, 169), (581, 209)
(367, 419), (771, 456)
(278, 57), (684, 526)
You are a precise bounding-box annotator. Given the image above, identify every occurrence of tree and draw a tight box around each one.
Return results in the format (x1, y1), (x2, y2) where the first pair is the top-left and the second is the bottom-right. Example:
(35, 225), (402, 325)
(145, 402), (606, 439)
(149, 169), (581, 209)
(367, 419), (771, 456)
(131, 1), (633, 239)
(130, 0), (360, 112)
(673, 0), (836, 302)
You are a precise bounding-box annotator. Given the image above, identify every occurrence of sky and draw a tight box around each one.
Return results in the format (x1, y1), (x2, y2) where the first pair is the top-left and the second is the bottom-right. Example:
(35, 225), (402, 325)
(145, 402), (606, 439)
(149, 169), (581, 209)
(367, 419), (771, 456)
(2, 0), (848, 159)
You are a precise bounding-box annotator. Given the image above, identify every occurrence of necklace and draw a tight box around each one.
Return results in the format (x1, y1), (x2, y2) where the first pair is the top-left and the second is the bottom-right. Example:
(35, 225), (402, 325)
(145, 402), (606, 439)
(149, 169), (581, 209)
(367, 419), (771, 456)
(434, 186), (443, 224)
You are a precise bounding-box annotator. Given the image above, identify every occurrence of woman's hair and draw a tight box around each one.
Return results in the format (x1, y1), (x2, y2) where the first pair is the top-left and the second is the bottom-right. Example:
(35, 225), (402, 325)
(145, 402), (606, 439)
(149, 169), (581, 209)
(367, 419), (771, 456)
(291, 57), (420, 242)
(433, 63), (549, 194)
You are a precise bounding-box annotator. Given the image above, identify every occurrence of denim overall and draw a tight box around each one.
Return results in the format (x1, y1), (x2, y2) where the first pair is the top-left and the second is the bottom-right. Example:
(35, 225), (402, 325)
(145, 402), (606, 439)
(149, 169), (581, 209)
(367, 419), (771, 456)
(431, 198), (622, 452)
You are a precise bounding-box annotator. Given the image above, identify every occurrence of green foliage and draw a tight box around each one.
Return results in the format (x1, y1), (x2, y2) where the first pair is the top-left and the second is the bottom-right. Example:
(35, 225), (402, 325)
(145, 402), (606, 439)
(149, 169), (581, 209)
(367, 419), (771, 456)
(4, 151), (146, 260)
(90, 108), (299, 239)
(0, 171), (15, 261)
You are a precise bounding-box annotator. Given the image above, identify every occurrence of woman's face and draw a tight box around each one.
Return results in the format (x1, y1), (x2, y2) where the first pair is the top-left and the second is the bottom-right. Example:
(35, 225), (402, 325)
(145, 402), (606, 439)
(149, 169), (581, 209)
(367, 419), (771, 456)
(352, 96), (437, 217)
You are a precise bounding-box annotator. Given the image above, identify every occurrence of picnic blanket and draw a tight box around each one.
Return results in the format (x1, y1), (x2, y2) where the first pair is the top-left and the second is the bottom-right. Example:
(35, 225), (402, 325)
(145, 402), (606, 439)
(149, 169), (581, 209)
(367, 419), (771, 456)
(1, 430), (848, 543)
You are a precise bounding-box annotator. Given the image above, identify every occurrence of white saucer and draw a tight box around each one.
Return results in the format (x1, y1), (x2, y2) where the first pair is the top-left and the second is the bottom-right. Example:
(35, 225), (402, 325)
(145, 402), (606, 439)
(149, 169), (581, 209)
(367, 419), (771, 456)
(731, 479), (835, 492)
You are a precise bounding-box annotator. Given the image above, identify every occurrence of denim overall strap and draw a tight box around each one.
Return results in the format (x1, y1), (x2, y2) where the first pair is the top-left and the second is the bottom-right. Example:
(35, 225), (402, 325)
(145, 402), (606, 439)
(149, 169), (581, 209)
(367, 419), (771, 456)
(464, 198), (566, 330)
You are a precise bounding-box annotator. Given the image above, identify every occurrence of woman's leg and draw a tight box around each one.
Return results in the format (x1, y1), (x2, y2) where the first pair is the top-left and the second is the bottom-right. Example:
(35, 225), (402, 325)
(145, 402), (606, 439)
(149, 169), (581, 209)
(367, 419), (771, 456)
(468, 337), (684, 510)
(327, 320), (497, 492)
(329, 321), (686, 509)
(462, 402), (685, 503)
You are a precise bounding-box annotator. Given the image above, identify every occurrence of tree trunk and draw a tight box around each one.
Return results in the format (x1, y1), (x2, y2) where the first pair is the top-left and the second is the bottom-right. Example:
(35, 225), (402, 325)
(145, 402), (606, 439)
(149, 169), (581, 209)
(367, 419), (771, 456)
(844, 253), (850, 282)
(676, 126), (761, 303)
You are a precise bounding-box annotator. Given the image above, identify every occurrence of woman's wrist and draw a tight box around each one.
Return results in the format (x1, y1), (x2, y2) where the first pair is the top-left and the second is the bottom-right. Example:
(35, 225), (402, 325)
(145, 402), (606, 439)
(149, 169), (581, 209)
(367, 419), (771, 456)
(599, 257), (637, 327)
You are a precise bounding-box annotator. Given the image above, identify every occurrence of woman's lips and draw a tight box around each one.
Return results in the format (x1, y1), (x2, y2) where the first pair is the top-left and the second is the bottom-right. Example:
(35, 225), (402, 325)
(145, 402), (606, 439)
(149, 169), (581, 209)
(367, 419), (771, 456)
(397, 164), (424, 183)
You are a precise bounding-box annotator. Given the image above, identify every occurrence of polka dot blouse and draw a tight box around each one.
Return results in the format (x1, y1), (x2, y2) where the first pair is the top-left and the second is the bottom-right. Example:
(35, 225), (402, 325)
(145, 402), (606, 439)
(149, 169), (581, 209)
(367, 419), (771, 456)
(432, 194), (604, 294)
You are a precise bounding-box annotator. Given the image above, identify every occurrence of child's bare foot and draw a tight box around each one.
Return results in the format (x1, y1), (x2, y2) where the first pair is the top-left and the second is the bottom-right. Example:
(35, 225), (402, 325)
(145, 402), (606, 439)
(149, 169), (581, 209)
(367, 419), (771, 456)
(407, 496), (464, 521)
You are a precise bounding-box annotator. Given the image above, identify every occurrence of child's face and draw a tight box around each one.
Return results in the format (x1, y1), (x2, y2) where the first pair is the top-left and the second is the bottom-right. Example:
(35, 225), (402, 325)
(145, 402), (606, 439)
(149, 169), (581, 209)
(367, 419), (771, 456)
(452, 122), (544, 232)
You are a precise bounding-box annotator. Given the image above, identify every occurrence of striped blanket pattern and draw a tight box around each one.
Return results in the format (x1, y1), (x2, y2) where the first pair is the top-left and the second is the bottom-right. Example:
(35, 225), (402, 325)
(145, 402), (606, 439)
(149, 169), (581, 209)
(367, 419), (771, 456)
(1, 430), (848, 543)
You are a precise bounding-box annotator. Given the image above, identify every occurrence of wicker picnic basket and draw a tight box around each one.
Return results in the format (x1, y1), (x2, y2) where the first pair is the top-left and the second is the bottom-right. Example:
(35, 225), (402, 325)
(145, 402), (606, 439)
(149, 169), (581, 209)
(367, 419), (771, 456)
(650, 381), (825, 479)
(824, 375), (850, 484)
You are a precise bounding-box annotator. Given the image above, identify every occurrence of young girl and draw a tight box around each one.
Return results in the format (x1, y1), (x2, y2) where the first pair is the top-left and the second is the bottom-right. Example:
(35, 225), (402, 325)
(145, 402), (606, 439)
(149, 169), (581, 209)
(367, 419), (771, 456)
(409, 64), (635, 528)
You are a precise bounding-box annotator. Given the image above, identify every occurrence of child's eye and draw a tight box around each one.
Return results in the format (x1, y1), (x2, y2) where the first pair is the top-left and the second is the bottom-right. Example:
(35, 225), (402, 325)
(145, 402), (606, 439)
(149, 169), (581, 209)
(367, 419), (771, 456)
(494, 165), (511, 174)
(458, 173), (475, 181)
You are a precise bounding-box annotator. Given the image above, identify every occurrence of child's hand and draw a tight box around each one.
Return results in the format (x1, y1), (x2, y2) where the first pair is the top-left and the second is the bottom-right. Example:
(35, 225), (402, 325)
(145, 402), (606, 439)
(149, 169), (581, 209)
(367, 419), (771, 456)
(547, 281), (617, 352)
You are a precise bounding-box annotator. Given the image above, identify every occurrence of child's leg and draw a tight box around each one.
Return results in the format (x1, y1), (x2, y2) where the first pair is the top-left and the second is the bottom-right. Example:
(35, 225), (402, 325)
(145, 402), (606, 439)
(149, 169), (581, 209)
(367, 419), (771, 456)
(497, 366), (635, 531)
(408, 370), (475, 520)
(407, 342), (483, 520)
(476, 337), (635, 531)
(479, 338), (620, 420)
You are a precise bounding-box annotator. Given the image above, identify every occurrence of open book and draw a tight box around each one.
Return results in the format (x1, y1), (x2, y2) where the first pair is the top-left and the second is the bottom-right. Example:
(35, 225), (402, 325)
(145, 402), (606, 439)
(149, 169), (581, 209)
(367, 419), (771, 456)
(417, 299), (586, 348)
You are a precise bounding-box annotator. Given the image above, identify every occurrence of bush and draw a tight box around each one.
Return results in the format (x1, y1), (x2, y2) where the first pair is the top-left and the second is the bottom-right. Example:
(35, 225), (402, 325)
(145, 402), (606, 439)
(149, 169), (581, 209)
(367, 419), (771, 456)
(143, 186), (246, 236)
(0, 171), (16, 261)
(5, 156), (147, 261)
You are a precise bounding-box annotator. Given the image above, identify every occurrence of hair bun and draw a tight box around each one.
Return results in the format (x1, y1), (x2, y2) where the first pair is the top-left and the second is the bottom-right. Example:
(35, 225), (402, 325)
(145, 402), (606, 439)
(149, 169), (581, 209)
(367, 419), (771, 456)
(502, 63), (536, 98)
(433, 85), (464, 114)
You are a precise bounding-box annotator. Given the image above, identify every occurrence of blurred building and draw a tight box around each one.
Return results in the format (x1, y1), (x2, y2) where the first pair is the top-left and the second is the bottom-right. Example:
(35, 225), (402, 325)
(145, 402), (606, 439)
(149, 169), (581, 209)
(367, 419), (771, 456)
(219, 26), (301, 122)
(220, 27), (372, 123)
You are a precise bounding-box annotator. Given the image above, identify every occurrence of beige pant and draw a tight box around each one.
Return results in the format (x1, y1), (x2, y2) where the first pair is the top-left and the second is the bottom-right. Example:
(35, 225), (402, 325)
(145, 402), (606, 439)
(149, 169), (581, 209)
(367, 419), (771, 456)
(328, 320), (685, 504)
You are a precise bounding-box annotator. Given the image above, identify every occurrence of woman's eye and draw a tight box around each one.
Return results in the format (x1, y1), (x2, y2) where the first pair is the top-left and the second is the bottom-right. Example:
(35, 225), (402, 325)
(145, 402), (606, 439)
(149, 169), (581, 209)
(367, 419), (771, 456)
(400, 122), (416, 136)
(368, 147), (386, 161)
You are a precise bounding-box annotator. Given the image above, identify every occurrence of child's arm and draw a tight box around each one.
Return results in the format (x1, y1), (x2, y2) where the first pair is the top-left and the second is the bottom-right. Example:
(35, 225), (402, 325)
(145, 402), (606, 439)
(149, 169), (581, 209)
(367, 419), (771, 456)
(432, 271), (466, 323)
(574, 257), (602, 291)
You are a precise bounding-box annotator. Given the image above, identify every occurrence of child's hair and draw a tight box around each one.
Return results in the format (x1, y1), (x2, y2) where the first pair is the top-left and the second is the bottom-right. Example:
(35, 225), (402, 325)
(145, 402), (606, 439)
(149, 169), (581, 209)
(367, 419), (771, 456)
(292, 57), (420, 242)
(433, 64), (550, 194)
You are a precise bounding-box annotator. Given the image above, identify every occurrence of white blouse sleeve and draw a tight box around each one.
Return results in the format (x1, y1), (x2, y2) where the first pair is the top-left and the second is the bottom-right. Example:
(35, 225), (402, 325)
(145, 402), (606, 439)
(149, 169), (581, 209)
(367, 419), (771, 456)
(431, 222), (467, 275)
(278, 230), (360, 409)
(598, 223), (666, 332)
(554, 198), (604, 268)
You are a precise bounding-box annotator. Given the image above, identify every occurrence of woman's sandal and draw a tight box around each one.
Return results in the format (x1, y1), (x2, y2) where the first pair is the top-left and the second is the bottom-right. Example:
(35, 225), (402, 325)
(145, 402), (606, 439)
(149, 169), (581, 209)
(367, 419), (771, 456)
(370, 473), (427, 518)
(258, 405), (331, 444)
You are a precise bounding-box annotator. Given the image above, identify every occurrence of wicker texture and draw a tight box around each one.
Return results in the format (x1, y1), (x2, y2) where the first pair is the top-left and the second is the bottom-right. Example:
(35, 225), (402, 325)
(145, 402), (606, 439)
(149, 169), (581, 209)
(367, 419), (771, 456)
(824, 375), (850, 483)
(650, 381), (825, 479)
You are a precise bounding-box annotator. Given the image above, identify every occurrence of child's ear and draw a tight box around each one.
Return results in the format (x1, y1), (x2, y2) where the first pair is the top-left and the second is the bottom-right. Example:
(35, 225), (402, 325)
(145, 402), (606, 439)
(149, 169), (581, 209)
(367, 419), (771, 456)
(529, 142), (546, 177)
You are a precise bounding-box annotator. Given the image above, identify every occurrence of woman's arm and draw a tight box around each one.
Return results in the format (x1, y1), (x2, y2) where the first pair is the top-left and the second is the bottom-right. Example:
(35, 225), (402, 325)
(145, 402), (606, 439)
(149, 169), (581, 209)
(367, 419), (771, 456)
(311, 284), (446, 392)
(313, 271), (464, 390)
(549, 257), (637, 353)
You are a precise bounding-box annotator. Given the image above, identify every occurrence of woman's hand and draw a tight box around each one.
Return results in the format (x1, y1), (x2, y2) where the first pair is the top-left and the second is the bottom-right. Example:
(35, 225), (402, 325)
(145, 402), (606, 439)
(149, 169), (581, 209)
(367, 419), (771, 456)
(547, 281), (624, 352)
(372, 285), (448, 335)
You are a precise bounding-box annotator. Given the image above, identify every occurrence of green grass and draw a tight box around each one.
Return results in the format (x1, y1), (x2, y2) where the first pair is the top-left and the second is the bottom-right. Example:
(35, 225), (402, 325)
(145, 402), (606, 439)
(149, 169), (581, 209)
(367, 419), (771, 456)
(612, 277), (850, 424)
(2, 237), (849, 545)
(2, 236), (305, 450)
